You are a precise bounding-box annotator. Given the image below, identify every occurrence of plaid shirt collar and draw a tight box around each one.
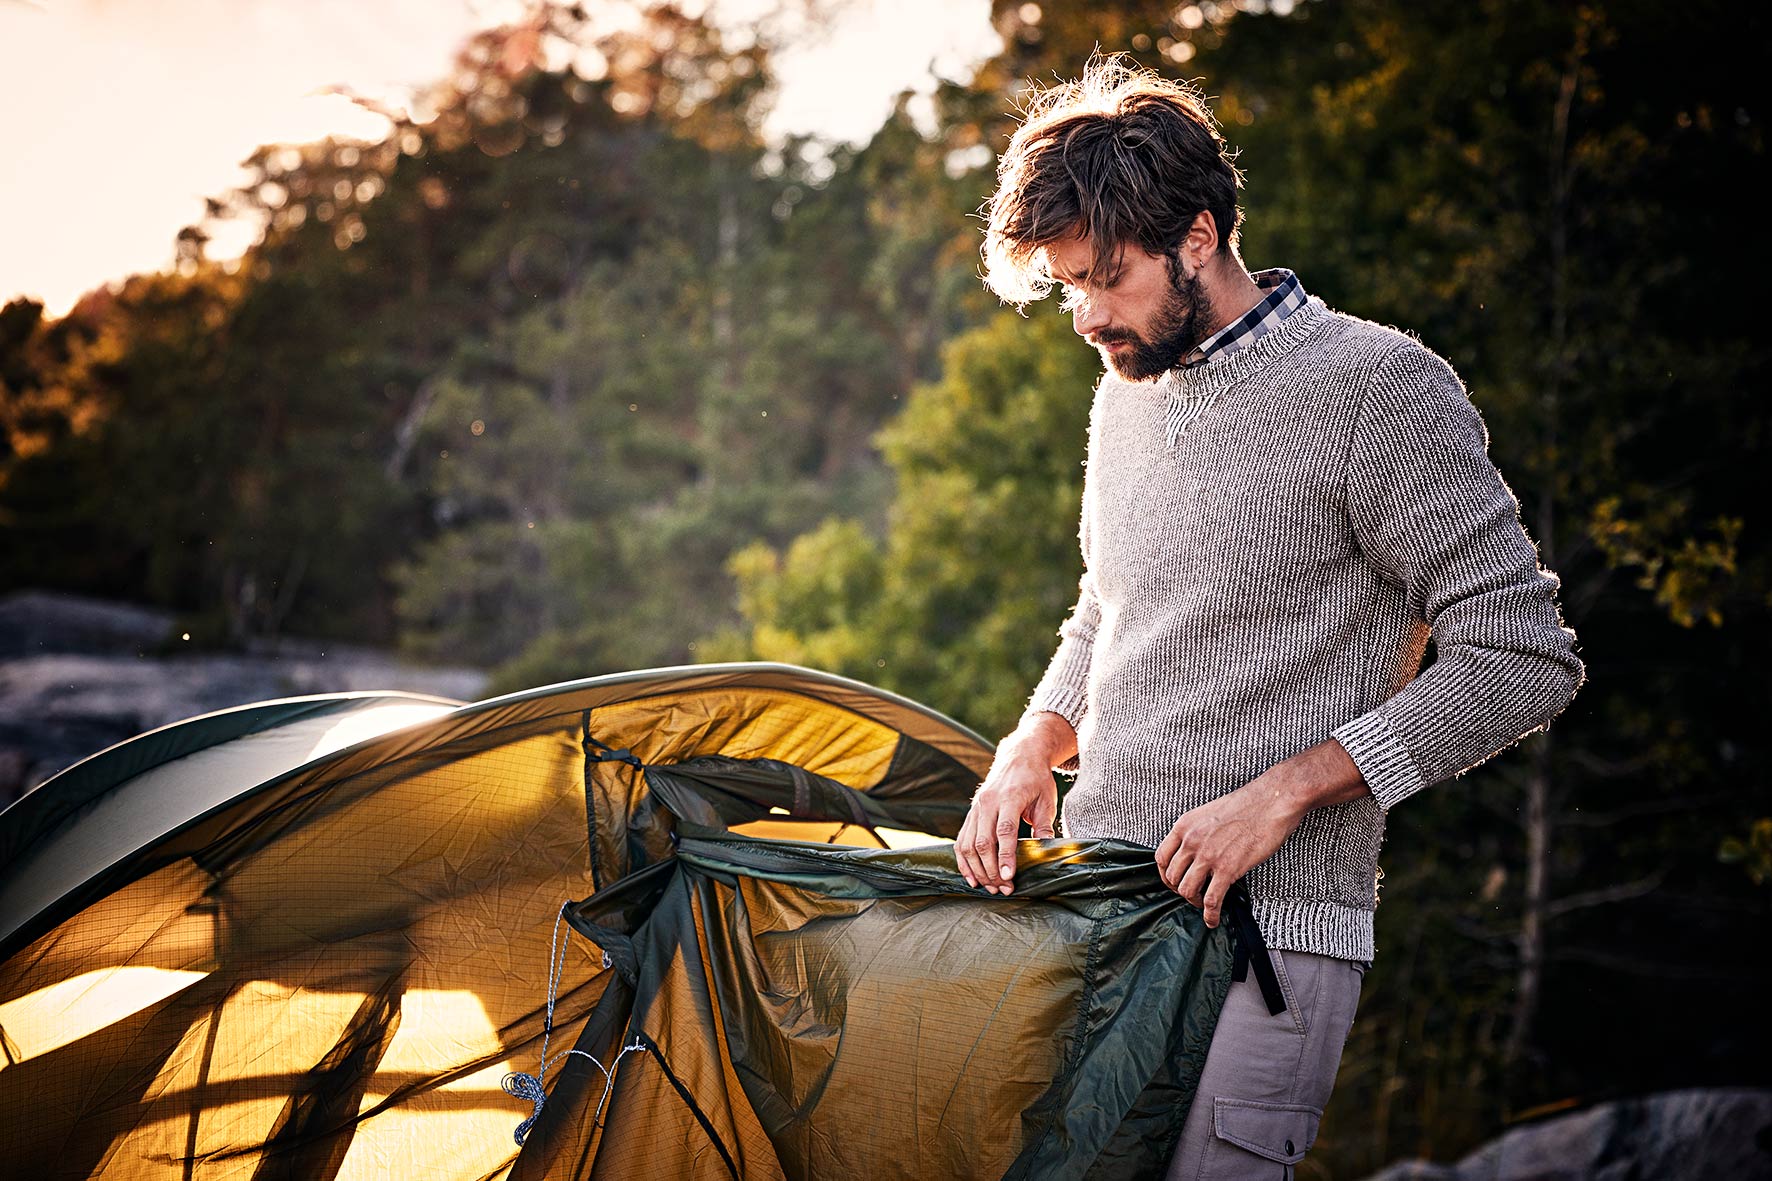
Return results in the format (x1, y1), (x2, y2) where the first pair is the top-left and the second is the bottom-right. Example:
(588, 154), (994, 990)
(1178, 268), (1306, 370)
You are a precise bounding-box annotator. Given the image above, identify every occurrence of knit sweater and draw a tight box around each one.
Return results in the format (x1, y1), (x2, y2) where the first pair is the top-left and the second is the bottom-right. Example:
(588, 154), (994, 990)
(1024, 295), (1584, 962)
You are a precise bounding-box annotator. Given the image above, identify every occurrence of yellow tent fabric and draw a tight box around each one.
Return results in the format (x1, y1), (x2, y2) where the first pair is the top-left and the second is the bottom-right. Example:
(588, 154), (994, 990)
(0, 665), (991, 1180)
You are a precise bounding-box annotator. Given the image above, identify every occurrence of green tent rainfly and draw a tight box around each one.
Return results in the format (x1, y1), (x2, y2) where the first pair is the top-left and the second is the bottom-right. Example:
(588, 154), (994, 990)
(0, 663), (1260, 1179)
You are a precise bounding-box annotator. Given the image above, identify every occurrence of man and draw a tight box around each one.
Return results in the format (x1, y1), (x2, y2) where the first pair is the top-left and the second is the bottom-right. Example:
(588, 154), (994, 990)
(952, 57), (1584, 1178)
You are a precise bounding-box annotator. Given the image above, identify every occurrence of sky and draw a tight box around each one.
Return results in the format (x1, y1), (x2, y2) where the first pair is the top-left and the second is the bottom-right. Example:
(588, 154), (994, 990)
(0, 0), (1000, 317)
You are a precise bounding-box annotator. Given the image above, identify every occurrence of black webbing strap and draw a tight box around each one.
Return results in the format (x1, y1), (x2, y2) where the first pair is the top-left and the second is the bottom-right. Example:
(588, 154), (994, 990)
(788, 763), (813, 818)
(786, 762), (869, 827)
(1225, 881), (1287, 1016)
(584, 732), (643, 769)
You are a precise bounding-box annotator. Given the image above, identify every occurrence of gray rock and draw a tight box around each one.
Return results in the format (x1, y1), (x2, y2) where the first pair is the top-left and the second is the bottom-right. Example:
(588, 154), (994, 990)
(0, 593), (487, 806)
(1362, 1087), (1772, 1181)
(0, 590), (175, 658)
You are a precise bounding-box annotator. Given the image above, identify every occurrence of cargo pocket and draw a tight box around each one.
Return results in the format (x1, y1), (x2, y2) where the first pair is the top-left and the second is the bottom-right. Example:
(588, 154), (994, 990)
(1213, 1097), (1319, 1171)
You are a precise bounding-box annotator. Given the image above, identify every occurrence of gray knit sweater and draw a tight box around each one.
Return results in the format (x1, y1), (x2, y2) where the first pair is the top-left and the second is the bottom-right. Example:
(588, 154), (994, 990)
(1025, 296), (1584, 962)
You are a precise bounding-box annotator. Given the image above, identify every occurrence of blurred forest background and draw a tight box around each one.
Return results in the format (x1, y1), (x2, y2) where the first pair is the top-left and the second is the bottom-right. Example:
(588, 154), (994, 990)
(2, 0), (1767, 1174)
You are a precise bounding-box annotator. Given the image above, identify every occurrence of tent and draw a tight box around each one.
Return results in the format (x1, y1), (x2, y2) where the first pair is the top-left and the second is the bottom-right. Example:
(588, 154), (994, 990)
(0, 663), (1270, 1179)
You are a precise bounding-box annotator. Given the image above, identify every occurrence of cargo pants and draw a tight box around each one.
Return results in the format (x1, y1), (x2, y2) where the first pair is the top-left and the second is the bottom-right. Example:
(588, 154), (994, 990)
(1165, 947), (1368, 1179)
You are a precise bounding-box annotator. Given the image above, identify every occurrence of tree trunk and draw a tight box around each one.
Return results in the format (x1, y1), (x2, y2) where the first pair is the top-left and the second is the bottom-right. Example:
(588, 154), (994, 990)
(1503, 28), (1582, 1074)
(1504, 737), (1551, 1070)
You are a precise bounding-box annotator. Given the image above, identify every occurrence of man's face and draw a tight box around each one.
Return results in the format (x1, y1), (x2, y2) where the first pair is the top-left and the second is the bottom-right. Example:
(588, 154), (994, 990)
(1045, 233), (1215, 382)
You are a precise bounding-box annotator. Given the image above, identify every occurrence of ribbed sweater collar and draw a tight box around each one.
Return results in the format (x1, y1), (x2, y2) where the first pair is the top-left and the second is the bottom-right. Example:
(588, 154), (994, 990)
(1142, 294), (1333, 405)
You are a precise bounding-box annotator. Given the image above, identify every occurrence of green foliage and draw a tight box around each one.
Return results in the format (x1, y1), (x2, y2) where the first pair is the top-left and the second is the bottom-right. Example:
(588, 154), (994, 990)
(380, 73), (929, 676)
(1717, 818), (1772, 887)
(4, 5), (935, 674)
(1589, 494), (1741, 628)
(708, 519), (886, 671)
(716, 309), (1097, 737)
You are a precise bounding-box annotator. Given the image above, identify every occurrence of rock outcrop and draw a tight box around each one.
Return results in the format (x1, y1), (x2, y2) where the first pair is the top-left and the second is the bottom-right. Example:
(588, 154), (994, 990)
(0, 591), (486, 805)
(1363, 1087), (1772, 1181)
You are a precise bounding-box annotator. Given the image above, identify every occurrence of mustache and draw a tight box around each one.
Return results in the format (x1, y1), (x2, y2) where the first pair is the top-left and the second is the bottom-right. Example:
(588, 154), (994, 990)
(1093, 331), (1138, 346)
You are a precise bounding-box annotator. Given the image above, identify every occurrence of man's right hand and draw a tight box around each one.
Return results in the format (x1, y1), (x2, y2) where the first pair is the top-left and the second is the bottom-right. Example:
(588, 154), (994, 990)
(955, 712), (1077, 895)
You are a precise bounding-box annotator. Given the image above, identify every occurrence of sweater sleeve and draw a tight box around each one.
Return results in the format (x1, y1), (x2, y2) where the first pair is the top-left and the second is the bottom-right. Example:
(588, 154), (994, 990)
(1024, 567), (1100, 738)
(1331, 342), (1585, 812)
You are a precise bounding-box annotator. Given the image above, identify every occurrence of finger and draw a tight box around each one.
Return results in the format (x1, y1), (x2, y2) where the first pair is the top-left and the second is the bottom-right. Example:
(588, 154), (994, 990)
(960, 802), (997, 890)
(972, 800), (1005, 891)
(963, 808), (996, 891)
(1160, 845), (1191, 894)
(1157, 833), (1192, 890)
(994, 813), (1021, 893)
(1029, 790), (1056, 840)
(954, 809), (978, 887)
(1202, 875), (1230, 929)
(1155, 825), (1182, 878)
(1177, 860), (1212, 909)
(1172, 829), (1206, 891)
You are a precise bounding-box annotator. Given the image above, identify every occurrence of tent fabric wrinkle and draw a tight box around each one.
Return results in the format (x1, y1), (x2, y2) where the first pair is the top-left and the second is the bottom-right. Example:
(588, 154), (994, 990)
(0, 662), (1264, 1180)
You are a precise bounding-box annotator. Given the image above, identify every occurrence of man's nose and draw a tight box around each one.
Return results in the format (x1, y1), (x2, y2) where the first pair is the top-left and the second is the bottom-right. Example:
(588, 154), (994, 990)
(1072, 298), (1108, 336)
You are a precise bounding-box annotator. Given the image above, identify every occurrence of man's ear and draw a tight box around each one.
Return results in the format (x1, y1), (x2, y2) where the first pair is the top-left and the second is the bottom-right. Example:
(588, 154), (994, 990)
(1182, 210), (1219, 269)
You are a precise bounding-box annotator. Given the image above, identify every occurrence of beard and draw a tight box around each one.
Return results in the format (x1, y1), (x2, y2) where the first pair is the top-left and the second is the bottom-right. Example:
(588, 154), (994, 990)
(1096, 259), (1215, 381)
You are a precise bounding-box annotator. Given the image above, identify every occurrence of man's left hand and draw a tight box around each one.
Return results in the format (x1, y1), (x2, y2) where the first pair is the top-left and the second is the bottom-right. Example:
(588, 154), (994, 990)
(1155, 738), (1370, 927)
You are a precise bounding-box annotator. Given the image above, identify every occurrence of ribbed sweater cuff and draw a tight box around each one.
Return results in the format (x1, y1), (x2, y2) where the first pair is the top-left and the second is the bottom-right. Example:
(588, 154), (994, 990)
(1021, 688), (1086, 774)
(1025, 684), (1087, 732)
(1332, 711), (1427, 812)
(1025, 627), (1092, 735)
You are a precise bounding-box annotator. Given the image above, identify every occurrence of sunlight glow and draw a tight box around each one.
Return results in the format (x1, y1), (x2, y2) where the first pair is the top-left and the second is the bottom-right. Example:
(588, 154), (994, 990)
(756, 0), (999, 145)
(307, 701), (457, 761)
(0, 0), (999, 316)
(0, 0), (474, 315)
(0, 966), (208, 1064)
(339, 987), (519, 1181)
(372, 988), (503, 1074)
(875, 826), (945, 850)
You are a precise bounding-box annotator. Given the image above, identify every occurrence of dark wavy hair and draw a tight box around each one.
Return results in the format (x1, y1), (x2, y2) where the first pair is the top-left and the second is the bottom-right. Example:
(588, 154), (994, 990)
(983, 55), (1245, 305)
